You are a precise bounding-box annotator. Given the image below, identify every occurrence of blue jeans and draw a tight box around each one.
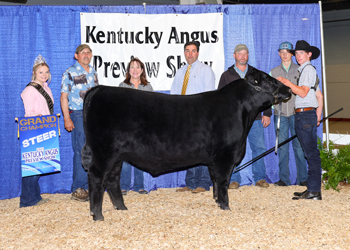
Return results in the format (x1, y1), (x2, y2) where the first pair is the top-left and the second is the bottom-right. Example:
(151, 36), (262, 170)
(20, 175), (42, 207)
(295, 110), (321, 192)
(274, 115), (307, 185)
(185, 165), (211, 190)
(230, 120), (266, 184)
(70, 110), (88, 192)
(120, 162), (145, 191)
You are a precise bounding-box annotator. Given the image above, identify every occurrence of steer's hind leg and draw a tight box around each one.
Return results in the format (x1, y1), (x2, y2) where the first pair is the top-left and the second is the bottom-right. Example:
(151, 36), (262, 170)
(105, 159), (127, 211)
(88, 166), (106, 221)
(207, 164), (218, 202)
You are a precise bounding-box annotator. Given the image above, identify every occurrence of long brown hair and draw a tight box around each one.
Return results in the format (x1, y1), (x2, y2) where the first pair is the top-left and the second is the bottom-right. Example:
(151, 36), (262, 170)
(124, 58), (149, 86)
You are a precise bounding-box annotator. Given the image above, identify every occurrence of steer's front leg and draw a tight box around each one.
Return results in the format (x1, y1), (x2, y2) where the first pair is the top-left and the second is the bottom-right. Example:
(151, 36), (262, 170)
(215, 168), (231, 210)
(217, 182), (230, 210)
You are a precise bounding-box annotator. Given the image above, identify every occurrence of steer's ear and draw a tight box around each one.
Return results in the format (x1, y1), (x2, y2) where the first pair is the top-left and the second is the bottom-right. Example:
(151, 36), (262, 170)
(246, 68), (261, 84)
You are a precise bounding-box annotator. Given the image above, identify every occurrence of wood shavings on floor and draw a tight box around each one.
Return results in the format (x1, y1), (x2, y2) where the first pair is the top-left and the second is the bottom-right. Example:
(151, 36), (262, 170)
(1, 185), (349, 249)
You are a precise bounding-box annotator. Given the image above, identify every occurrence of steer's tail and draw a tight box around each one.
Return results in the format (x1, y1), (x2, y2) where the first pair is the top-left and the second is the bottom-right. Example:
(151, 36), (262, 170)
(81, 86), (100, 171)
(83, 85), (100, 122)
(81, 142), (93, 171)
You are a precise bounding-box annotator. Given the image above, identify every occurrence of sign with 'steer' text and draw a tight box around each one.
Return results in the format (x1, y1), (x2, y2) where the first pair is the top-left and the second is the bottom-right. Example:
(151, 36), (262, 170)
(19, 115), (61, 177)
(80, 13), (224, 90)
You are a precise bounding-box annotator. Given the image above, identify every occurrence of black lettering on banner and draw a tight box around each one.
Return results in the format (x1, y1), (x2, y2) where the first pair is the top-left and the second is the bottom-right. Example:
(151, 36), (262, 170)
(166, 55), (186, 78)
(166, 56), (176, 78)
(203, 61), (213, 67)
(135, 31), (144, 44)
(93, 55), (129, 79)
(120, 62), (128, 77)
(177, 55), (186, 69)
(145, 27), (154, 44)
(96, 31), (105, 43)
(200, 31), (210, 44)
(168, 27), (180, 44)
(117, 28), (123, 44)
(153, 31), (163, 49)
(104, 62), (111, 78)
(145, 62), (160, 78)
(181, 32), (190, 44)
(168, 28), (219, 45)
(107, 31), (116, 43)
(211, 30), (218, 43)
(86, 26), (97, 43)
(86, 26), (218, 47)
(191, 31), (199, 41)
(111, 62), (120, 78)
(93, 56), (103, 71)
(125, 32), (134, 44)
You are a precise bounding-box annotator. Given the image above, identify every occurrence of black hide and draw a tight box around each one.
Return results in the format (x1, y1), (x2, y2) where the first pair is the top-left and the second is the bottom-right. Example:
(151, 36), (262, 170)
(82, 67), (291, 221)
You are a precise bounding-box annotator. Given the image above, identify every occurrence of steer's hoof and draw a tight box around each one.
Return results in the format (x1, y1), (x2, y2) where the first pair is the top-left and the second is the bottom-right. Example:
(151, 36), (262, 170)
(219, 204), (231, 210)
(90, 211), (105, 221)
(92, 214), (104, 221)
(115, 205), (127, 210)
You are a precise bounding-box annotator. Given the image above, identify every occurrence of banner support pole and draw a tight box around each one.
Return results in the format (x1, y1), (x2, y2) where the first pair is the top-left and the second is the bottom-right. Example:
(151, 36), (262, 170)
(319, 1), (330, 150)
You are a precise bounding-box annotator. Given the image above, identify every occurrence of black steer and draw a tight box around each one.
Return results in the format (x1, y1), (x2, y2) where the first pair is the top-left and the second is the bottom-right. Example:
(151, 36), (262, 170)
(82, 68), (291, 221)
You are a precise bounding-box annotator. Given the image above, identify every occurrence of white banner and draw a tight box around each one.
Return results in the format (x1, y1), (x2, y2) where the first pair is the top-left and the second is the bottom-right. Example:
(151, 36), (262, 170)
(80, 13), (224, 91)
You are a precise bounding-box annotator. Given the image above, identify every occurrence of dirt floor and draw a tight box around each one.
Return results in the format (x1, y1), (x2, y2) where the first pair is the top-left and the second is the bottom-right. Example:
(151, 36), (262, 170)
(1, 184), (350, 249)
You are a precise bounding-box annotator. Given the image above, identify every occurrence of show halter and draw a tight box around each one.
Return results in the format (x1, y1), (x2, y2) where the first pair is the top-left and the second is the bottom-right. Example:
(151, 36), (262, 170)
(244, 78), (281, 104)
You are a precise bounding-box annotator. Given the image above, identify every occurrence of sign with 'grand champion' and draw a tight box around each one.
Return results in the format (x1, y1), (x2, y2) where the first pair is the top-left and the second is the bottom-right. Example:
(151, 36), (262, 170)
(19, 115), (61, 177)
(80, 13), (224, 90)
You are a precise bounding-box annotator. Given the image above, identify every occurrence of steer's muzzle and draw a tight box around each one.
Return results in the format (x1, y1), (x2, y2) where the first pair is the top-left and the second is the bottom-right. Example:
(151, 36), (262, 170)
(276, 86), (292, 103)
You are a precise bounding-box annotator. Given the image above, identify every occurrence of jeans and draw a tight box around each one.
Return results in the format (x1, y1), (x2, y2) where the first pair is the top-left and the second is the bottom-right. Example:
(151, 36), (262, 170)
(20, 175), (42, 207)
(230, 120), (267, 184)
(120, 162), (145, 191)
(295, 110), (321, 192)
(185, 165), (211, 190)
(70, 110), (88, 192)
(274, 115), (307, 185)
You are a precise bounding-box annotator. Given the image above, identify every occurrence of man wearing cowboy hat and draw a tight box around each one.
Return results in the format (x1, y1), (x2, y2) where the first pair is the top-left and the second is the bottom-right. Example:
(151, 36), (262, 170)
(277, 40), (324, 200)
(270, 41), (307, 187)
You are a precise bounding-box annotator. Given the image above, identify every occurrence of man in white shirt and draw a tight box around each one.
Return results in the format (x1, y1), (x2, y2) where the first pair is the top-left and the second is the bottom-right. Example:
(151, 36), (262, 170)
(170, 41), (215, 193)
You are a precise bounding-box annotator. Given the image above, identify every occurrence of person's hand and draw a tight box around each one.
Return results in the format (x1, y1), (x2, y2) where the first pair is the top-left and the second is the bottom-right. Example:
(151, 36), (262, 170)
(317, 114), (322, 127)
(261, 116), (271, 128)
(276, 76), (290, 86)
(64, 117), (75, 132)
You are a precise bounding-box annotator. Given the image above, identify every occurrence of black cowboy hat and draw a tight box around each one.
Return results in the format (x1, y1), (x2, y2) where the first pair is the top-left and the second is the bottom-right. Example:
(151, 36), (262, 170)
(291, 40), (320, 60)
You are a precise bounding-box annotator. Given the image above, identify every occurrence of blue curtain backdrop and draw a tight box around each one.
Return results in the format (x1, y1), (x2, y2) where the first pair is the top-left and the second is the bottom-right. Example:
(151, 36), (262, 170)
(0, 4), (322, 200)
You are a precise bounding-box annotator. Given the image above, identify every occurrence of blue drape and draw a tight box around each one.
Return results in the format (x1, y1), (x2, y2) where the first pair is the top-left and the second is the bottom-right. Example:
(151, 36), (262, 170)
(0, 4), (322, 200)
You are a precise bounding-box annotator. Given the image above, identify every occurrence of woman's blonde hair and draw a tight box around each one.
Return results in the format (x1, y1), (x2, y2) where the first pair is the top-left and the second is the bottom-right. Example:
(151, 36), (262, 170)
(31, 62), (51, 83)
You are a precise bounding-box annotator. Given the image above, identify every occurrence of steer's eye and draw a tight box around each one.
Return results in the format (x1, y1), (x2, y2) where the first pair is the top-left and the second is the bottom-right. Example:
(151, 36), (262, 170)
(254, 80), (258, 84)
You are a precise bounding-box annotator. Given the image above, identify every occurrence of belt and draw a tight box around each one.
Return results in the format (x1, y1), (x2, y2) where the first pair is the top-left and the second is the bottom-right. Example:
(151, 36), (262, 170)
(295, 107), (315, 113)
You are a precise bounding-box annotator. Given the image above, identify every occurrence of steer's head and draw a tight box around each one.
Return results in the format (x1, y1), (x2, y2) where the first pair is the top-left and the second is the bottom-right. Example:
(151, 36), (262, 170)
(245, 68), (291, 104)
